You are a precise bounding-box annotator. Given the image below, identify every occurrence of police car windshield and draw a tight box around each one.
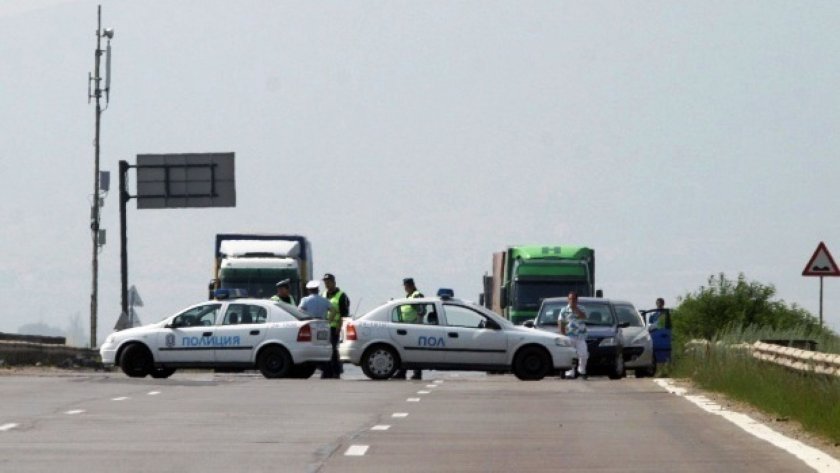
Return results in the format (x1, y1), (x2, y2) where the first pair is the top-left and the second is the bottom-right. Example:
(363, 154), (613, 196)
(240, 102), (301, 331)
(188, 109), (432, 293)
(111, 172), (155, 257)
(536, 301), (614, 326)
(273, 301), (315, 320)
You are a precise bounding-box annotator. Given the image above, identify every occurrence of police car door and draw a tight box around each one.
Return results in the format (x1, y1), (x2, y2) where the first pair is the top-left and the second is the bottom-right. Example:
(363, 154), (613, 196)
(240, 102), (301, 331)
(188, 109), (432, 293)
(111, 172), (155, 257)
(213, 303), (270, 364)
(388, 302), (449, 366)
(157, 303), (223, 364)
(440, 303), (508, 367)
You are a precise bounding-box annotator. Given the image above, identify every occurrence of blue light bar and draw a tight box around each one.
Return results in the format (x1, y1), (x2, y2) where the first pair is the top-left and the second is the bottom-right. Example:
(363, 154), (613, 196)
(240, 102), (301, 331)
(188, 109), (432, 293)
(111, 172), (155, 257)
(437, 288), (454, 299)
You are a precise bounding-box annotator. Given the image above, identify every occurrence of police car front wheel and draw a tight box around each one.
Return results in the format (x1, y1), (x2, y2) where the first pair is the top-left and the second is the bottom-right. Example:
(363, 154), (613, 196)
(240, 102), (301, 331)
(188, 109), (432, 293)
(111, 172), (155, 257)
(120, 344), (153, 378)
(513, 346), (550, 381)
(150, 367), (176, 379)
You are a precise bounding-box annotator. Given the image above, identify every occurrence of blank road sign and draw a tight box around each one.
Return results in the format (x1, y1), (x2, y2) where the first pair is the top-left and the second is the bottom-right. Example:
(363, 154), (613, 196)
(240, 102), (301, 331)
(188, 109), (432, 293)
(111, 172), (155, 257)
(136, 153), (235, 209)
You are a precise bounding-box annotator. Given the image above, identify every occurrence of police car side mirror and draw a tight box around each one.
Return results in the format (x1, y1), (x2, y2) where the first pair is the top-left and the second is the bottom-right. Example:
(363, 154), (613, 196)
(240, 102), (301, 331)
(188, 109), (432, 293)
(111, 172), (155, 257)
(523, 320), (535, 328)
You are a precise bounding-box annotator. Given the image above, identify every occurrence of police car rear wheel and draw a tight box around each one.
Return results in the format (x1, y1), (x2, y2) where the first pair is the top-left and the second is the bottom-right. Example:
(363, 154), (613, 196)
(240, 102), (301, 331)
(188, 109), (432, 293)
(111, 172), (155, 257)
(258, 346), (292, 379)
(513, 346), (550, 381)
(120, 344), (152, 378)
(361, 345), (399, 380)
(289, 364), (317, 379)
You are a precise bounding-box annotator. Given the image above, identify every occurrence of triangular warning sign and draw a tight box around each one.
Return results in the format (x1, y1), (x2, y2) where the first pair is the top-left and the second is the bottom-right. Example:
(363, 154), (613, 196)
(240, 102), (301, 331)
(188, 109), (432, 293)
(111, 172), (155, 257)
(802, 242), (840, 277)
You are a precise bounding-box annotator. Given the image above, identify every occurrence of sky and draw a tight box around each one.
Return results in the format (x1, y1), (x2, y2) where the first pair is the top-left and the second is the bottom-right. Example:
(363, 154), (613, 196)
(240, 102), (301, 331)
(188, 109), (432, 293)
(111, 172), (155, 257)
(2, 0), (840, 345)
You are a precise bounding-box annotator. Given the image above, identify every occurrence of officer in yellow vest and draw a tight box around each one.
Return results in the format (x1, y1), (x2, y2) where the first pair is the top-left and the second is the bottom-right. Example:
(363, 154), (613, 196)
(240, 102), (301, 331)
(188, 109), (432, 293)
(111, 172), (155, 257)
(269, 279), (295, 305)
(394, 277), (424, 380)
(321, 273), (349, 379)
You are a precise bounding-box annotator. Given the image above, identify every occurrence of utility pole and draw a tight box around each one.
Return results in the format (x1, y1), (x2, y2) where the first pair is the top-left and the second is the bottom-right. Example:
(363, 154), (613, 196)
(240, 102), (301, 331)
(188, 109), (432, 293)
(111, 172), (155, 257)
(88, 5), (113, 348)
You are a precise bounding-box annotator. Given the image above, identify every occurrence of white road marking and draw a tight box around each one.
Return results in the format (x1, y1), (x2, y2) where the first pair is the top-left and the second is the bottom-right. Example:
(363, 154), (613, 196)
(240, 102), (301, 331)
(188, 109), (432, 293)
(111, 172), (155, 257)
(417, 390), (431, 394)
(65, 410), (85, 415)
(433, 380), (444, 384)
(371, 425), (391, 431)
(426, 384), (438, 388)
(147, 391), (161, 396)
(0, 423), (18, 432)
(655, 379), (840, 473)
(392, 412), (409, 418)
(111, 397), (129, 401)
(406, 397), (421, 402)
(345, 445), (369, 456)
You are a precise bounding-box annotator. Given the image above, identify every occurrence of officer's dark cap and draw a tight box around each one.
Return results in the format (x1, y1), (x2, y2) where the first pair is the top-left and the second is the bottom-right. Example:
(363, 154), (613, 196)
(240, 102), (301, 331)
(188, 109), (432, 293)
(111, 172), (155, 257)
(276, 279), (291, 288)
(403, 277), (415, 286)
(322, 273), (335, 281)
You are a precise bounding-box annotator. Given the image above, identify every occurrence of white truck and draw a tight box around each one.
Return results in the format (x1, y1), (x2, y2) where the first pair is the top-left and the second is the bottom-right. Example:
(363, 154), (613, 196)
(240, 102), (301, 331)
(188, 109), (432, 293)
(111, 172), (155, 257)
(211, 234), (313, 301)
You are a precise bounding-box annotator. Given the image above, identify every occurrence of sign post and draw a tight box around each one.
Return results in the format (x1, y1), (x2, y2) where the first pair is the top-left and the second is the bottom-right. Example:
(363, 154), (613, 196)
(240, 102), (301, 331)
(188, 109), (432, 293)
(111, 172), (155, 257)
(801, 241), (840, 327)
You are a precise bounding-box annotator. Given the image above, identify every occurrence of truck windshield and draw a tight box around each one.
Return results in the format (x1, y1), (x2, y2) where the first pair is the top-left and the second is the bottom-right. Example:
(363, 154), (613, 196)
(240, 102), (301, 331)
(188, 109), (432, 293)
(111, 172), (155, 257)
(513, 281), (590, 310)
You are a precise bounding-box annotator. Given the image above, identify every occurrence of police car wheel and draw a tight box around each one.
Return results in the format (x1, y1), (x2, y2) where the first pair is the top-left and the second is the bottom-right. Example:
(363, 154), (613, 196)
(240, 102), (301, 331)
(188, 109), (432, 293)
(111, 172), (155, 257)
(361, 345), (399, 380)
(513, 346), (550, 381)
(120, 344), (152, 378)
(258, 346), (292, 379)
(289, 364), (317, 379)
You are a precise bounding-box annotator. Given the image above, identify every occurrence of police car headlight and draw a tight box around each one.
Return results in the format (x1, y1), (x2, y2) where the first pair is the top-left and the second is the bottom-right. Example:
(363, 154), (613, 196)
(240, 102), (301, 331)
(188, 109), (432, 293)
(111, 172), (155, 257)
(554, 337), (571, 347)
(599, 337), (617, 347)
(104, 334), (116, 345)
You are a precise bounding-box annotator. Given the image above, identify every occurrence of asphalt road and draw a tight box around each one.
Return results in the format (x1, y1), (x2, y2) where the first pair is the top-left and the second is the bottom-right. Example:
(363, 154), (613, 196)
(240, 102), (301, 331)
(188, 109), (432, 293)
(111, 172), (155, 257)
(0, 367), (826, 472)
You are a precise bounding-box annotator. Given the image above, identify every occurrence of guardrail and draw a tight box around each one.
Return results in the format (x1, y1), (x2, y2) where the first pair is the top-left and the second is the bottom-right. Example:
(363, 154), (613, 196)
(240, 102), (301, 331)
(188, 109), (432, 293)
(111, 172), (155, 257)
(752, 341), (840, 377)
(0, 340), (99, 367)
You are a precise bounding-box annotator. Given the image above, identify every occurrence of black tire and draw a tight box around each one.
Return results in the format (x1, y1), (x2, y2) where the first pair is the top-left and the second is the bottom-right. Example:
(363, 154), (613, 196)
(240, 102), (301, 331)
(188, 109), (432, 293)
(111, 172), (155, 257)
(513, 346), (550, 381)
(635, 362), (656, 378)
(120, 344), (152, 378)
(360, 345), (399, 380)
(608, 352), (626, 380)
(289, 364), (317, 379)
(257, 346), (293, 379)
(150, 367), (176, 379)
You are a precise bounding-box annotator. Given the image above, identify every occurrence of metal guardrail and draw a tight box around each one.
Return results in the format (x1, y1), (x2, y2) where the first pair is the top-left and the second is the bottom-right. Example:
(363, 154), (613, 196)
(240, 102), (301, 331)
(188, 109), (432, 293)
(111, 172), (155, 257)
(0, 340), (99, 367)
(752, 341), (840, 377)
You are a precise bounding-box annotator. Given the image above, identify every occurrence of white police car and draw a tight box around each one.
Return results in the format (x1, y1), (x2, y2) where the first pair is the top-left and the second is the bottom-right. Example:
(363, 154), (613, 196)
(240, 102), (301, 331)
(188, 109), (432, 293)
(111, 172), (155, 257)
(100, 297), (331, 379)
(339, 296), (577, 381)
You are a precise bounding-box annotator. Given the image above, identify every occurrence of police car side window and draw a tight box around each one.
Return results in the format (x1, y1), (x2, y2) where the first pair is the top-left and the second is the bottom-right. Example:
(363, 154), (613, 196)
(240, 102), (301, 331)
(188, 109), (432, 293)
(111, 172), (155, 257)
(390, 303), (432, 324)
(442, 305), (486, 329)
(223, 304), (267, 325)
(174, 304), (221, 327)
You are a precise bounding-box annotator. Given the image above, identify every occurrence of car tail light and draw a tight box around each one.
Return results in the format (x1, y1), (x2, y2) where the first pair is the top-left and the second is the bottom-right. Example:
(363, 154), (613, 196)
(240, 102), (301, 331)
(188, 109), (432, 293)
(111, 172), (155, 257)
(297, 323), (312, 342)
(346, 323), (357, 341)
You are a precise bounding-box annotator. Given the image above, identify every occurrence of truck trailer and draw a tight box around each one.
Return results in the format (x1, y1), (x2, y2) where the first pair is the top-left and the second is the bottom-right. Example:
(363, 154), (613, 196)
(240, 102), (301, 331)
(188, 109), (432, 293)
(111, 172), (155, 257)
(482, 245), (595, 325)
(211, 234), (313, 302)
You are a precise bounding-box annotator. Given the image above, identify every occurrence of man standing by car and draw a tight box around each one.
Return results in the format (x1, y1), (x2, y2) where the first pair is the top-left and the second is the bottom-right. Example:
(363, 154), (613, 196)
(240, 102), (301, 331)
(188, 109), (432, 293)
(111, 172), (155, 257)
(270, 279), (295, 305)
(394, 277), (424, 380)
(649, 297), (671, 329)
(321, 273), (350, 379)
(559, 291), (588, 379)
(298, 280), (333, 320)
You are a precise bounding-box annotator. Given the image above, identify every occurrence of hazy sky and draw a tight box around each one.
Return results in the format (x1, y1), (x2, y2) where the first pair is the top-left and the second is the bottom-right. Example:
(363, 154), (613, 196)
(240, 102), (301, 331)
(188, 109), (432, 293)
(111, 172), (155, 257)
(2, 1), (840, 344)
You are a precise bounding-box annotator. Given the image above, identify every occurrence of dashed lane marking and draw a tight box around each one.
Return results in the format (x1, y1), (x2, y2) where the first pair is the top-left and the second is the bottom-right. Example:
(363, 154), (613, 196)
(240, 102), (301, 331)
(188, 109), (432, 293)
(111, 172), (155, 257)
(433, 380), (444, 384)
(65, 410), (85, 415)
(655, 379), (840, 473)
(147, 391), (161, 396)
(371, 425), (391, 431)
(392, 413), (409, 418)
(0, 423), (18, 432)
(406, 397), (421, 402)
(425, 384), (438, 388)
(111, 397), (129, 401)
(417, 390), (430, 394)
(345, 445), (369, 456)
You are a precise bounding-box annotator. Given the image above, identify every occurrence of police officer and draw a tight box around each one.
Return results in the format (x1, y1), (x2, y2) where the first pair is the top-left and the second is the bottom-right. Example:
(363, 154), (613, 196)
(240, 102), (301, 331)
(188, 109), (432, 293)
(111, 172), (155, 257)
(321, 273), (350, 379)
(270, 279), (295, 305)
(298, 280), (333, 320)
(394, 277), (424, 380)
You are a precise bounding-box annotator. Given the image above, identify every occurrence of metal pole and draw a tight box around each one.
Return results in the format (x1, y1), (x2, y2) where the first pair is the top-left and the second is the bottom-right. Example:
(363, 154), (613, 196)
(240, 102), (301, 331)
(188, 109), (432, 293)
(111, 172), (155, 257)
(819, 276), (824, 328)
(120, 160), (129, 322)
(90, 5), (103, 348)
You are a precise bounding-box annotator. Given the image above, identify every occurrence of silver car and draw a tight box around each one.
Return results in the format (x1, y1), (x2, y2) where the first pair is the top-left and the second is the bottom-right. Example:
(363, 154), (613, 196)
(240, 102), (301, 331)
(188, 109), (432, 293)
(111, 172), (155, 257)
(611, 300), (656, 377)
(340, 295), (577, 381)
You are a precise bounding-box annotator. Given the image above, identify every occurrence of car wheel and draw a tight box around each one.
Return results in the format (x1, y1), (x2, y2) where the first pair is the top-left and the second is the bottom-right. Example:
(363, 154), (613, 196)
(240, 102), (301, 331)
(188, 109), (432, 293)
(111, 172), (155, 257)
(150, 367), (176, 379)
(120, 344), (152, 378)
(513, 346), (550, 381)
(361, 345), (399, 380)
(258, 346), (292, 379)
(608, 352), (626, 380)
(289, 364), (317, 379)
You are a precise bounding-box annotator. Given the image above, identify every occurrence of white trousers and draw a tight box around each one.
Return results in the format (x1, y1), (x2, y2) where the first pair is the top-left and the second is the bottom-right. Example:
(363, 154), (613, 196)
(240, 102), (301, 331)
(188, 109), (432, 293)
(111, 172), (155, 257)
(572, 337), (588, 375)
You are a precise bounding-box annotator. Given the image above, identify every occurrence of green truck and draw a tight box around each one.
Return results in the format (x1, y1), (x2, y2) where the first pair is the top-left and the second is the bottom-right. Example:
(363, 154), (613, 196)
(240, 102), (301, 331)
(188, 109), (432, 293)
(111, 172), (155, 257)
(481, 245), (596, 325)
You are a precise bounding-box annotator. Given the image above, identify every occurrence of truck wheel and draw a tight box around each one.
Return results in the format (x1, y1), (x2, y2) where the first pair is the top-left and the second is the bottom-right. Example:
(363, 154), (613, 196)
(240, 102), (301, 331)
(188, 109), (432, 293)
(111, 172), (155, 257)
(513, 346), (550, 381)
(289, 364), (317, 379)
(120, 344), (152, 378)
(258, 346), (292, 379)
(361, 345), (399, 380)
(150, 367), (176, 379)
(608, 353), (626, 380)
